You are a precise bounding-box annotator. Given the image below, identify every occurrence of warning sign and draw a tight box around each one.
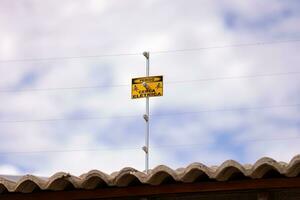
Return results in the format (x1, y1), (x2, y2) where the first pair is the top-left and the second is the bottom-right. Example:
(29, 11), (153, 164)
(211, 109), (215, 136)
(131, 75), (163, 99)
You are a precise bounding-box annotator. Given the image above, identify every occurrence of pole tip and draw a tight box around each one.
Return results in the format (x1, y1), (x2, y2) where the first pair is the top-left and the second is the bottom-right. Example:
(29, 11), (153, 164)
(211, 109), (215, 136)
(143, 51), (149, 59)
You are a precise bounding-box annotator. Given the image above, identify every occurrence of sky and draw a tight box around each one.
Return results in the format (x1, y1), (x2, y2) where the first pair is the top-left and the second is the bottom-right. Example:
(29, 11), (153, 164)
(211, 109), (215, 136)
(0, 0), (299, 176)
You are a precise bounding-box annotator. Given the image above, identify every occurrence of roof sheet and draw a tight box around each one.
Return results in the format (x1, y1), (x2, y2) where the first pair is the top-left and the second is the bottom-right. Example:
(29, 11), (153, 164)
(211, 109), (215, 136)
(1, 154), (300, 194)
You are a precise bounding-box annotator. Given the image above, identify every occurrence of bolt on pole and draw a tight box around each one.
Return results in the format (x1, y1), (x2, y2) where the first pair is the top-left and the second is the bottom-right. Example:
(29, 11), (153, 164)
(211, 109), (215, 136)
(142, 51), (150, 174)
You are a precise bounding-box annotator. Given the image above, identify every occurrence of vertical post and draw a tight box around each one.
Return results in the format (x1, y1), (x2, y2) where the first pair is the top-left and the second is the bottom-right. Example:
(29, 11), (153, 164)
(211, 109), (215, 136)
(142, 51), (150, 174)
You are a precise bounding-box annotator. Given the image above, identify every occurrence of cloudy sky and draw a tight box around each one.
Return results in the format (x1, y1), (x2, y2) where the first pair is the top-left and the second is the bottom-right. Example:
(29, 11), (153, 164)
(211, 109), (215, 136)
(0, 0), (299, 176)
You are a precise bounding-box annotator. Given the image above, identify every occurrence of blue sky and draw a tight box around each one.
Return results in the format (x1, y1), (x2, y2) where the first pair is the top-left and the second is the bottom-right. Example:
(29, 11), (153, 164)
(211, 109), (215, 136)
(0, 0), (299, 176)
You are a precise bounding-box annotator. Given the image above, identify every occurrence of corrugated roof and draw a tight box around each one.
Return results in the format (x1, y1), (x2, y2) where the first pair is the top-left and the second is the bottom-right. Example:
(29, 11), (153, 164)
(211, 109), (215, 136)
(1, 154), (300, 194)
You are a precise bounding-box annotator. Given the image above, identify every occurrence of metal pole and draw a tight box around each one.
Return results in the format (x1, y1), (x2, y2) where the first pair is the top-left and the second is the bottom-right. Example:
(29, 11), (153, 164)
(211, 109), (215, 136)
(142, 51), (150, 174)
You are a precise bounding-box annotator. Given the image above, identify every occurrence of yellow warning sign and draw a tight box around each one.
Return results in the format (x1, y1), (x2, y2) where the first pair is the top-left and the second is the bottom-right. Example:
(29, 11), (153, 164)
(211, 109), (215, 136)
(131, 75), (163, 99)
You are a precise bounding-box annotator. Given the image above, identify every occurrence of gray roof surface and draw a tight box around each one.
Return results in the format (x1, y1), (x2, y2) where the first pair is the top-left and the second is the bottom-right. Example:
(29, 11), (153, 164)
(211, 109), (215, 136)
(0, 175), (23, 182)
(1, 154), (300, 194)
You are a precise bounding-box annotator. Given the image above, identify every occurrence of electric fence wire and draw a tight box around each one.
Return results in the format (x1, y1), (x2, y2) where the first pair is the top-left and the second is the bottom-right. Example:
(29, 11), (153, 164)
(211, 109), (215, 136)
(0, 103), (298, 124)
(0, 39), (299, 155)
(0, 71), (299, 93)
(0, 39), (299, 63)
(1, 135), (300, 155)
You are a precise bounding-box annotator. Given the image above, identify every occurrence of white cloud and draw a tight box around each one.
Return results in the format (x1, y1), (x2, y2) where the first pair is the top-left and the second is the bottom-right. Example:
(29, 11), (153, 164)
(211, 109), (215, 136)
(0, 0), (299, 176)
(0, 164), (21, 175)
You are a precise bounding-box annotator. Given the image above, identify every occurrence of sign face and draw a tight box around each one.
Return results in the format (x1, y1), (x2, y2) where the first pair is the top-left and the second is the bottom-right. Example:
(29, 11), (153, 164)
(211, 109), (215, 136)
(131, 75), (163, 99)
